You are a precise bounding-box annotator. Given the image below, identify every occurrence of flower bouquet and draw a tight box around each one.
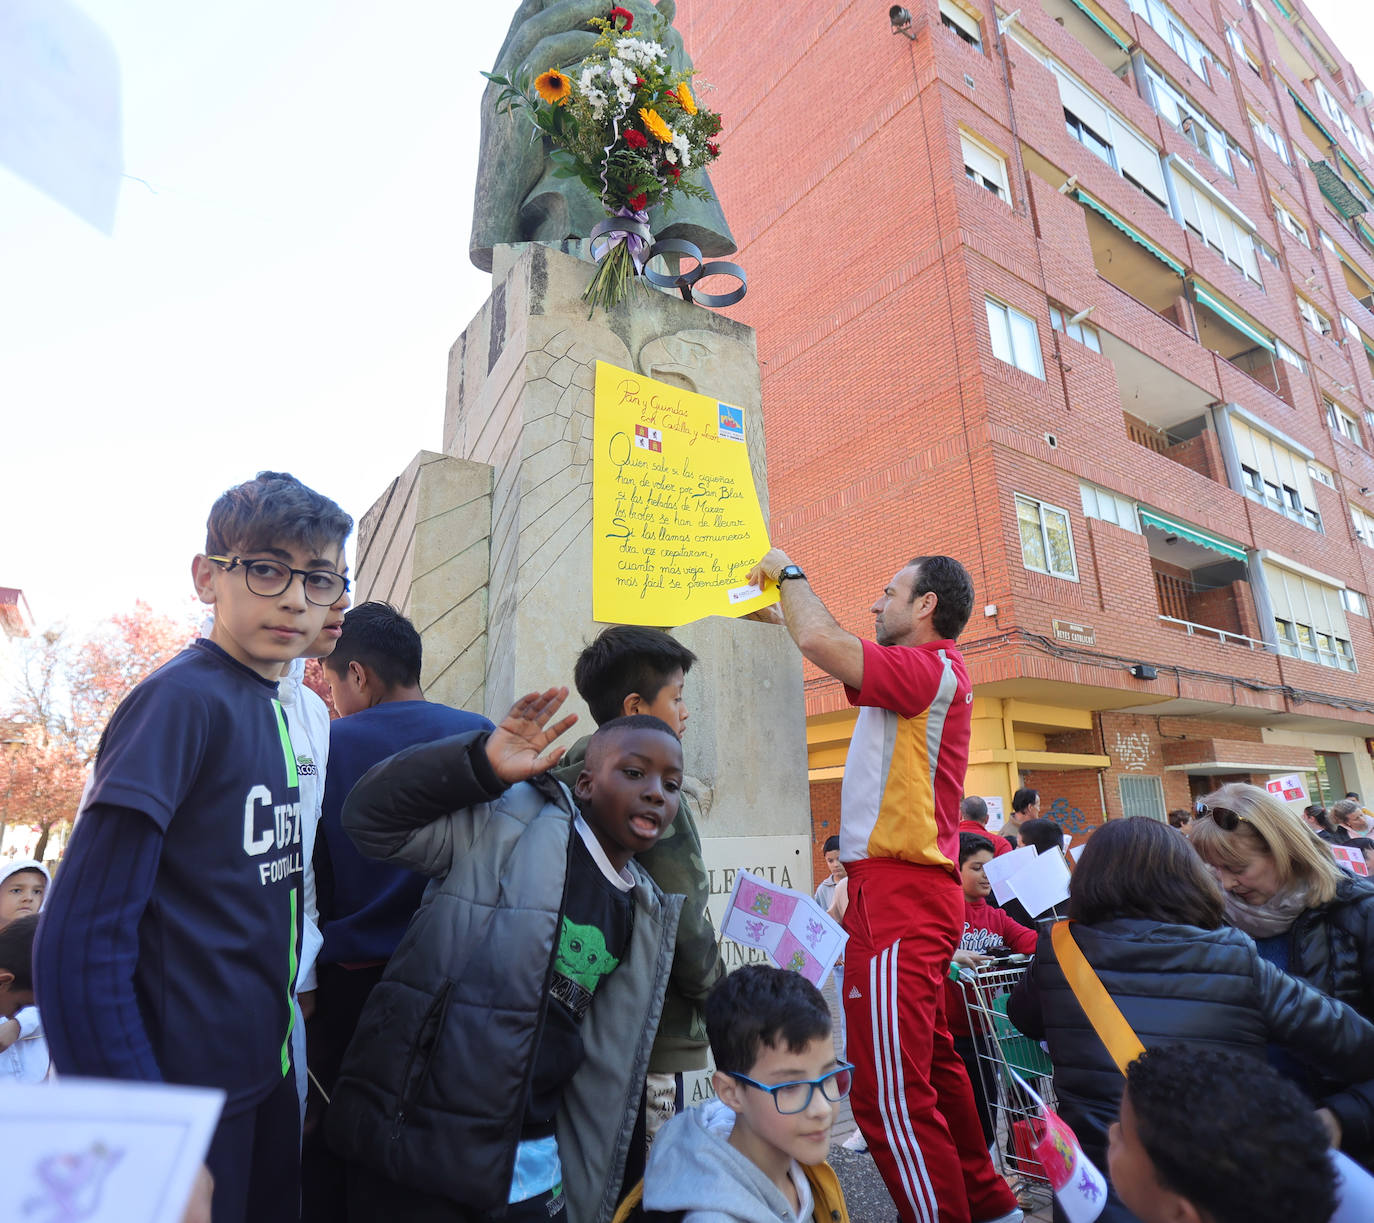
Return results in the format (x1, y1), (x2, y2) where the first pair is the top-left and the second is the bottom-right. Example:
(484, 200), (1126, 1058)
(483, 7), (724, 311)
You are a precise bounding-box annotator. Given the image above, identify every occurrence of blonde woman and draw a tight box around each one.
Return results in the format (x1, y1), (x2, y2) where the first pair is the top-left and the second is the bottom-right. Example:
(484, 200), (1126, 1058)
(1192, 782), (1374, 1168)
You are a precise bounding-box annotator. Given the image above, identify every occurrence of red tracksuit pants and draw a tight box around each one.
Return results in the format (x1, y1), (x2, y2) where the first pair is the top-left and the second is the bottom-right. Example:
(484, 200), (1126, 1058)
(842, 859), (1018, 1223)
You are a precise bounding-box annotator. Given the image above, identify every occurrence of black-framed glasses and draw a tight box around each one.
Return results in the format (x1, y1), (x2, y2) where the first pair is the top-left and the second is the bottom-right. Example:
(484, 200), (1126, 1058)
(1194, 801), (1242, 831)
(206, 555), (350, 607)
(727, 1062), (854, 1114)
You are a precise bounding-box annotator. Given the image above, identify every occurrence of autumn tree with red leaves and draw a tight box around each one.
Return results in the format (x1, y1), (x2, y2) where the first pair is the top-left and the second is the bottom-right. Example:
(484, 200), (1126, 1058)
(1, 602), (195, 860)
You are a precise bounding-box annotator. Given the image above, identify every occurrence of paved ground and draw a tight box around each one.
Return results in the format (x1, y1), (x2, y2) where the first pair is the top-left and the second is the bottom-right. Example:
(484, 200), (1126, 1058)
(821, 973), (1054, 1223)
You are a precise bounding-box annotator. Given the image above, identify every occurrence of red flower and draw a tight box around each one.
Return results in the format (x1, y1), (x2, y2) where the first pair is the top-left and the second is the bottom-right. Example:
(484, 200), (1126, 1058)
(610, 6), (634, 29)
(624, 129), (648, 150)
(706, 141), (720, 157)
(628, 192), (648, 211)
(664, 162), (681, 182)
(635, 75), (645, 86)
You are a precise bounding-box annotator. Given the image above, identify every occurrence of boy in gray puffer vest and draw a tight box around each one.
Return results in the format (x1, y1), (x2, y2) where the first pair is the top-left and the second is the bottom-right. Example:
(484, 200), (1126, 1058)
(327, 688), (684, 1223)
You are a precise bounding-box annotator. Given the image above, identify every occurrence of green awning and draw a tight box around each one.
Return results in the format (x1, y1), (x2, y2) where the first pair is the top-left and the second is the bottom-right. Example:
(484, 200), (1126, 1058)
(1074, 190), (1185, 276)
(1363, 333), (1374, 362)
(1068, 0), (1130, 51)
(1272, 0), (1294, 17)
(1139, 509), (1248, 562)
(1192, 284), (1276, 354)
(1311, 159), (1367, 218)
(1288, 88), (1339, 150)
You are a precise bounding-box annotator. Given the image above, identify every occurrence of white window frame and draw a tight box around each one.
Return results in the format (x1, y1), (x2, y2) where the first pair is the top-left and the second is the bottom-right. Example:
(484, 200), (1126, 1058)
(1354, 504), (1374, 548)
(1080, 482), (1140, 531)
(986, 297), (1045, 378)
(1170, 163), (1260, 282)
(1016, 494), (1079, 580)
(1275, 337), (1307, 372)
(1316, 79), (1371, 161)
(1127, 0), (1210, 82)
(1251, 112), (1290, 165)
(940, 0), (984, 50)
(1055, 65), (1169, 207)
(1328, 399), (1362, 445)
(1051, 305), (1103, 351)
(1146, 66), (1230, 177)
(1273, 199), (1309, 247)
(1299, 297), (1332, 338)
(1309, 460), (1335, 488)
(961, 131), (1009, 202)
(1265, 560), (1357, 671)
(1232, 415), (1321, 531)
(1342, 588), (1369, 617)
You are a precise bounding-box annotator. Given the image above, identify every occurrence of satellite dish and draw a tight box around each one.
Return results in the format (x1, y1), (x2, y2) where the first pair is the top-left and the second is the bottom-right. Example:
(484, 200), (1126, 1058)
(1355, 89), (1374, 108)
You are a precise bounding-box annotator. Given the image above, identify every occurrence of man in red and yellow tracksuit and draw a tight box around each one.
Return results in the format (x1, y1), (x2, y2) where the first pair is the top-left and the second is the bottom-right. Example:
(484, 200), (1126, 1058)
(749, 549), (1021, 1223)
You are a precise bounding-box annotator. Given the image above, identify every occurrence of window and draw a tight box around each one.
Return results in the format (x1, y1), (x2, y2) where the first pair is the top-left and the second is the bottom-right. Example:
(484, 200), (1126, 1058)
(1127, 0), (1210, 82)
(1343, 588), (1369, 617)
(1080, 481), (1139, 531)
(1050, 305), (1103, 351)
(961, 132), (1009, 201)
(1344, 314), (1361, 339)
(1225, 25), (1263, 77)
(1227, 135), (1253, 173)
(1319, 229), (1337, 252)
(1275, 337), (1307, 372)
(1299, 297), (1333, 338)
(1231, 414), (1322, 531)
(1264, 559), (1356, 670)
(1053, 65), (1169, 206)
(986, 297), (1044, 377)
(1171, 164), (1261, 282)
(1309, 460), (1335, 487)
(1328, 399), (1361, 444)
(1119, 775), (1166, 820)
(1146, 66), (1230, 176)
(940, 0), (984, 50)
(1273, 199), (1309, 247)
(1016, 494), (1078, 579)
(1315, 79), (1371, 161)
(1256, 237), (1281, 268)
(1251, 113), (1290, 165)
(1353, 504), (1374, 547)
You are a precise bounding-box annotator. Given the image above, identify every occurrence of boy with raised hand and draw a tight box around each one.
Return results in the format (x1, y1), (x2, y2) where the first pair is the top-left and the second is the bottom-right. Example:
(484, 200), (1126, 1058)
(34, 471), (352, 1223)
(615, 964), (851, 1222)
(554, 626), (724, 1139)
(327, 691), (685, 1223)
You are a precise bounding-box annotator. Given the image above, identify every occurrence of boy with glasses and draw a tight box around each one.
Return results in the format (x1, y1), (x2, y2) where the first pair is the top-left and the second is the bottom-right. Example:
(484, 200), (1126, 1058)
(616, 965), (851, 1222)
(35, 471), (351, 1223)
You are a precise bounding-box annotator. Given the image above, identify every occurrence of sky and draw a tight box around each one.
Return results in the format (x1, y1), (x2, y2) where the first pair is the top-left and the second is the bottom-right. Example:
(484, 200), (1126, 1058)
(1, 0), (1372, 633)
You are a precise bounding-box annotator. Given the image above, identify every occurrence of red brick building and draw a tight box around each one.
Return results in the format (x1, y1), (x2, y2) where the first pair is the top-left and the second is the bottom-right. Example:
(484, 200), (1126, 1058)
(680, 0), (1374, 850)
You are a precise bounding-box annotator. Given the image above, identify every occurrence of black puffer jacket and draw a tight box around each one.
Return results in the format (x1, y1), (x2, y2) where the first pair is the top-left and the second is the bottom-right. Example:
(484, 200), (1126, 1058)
(1270, 875), (1374, 1156)
(1008, 918), (1374, 1223)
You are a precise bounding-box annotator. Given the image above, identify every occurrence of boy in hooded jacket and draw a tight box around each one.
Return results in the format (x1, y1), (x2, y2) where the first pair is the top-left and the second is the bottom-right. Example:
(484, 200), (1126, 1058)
(615, 965), (851, 1223)
(326, 688), (684, 1223)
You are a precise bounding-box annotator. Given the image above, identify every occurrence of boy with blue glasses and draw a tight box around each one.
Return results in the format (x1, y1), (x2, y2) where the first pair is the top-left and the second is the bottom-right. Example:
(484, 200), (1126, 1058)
(616, 965), (852, 1222)
(35, 471), (352, 1223)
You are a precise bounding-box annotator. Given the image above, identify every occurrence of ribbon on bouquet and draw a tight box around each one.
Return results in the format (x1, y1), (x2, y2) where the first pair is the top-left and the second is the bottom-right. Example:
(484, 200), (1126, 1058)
(588, 214), (748, 309)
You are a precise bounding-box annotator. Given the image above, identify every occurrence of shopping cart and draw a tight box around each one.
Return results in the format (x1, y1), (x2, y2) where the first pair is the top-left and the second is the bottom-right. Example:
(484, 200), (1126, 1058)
(956, 955), (1055, 1209)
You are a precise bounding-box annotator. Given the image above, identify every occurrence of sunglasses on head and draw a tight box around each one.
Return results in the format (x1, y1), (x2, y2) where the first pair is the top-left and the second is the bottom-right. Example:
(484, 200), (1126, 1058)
(1194, 801), (1243, 830)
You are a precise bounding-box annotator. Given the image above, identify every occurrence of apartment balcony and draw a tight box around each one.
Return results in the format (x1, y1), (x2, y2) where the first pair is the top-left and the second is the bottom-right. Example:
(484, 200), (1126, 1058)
(1145, 515), (1267, 652)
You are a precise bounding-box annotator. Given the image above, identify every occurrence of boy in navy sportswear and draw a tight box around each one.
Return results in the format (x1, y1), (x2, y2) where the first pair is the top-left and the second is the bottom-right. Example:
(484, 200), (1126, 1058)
(34, 471), (352, 1223)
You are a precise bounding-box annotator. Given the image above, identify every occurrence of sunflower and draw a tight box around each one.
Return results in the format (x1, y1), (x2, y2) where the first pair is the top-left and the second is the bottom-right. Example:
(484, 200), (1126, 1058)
(639, 107), (674, 143)
(676, 83), (697, 115)
(535, 69), (572, 106)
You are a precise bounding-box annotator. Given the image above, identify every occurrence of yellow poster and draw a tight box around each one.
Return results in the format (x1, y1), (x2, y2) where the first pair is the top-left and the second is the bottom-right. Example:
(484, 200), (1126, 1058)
(593, 360), (779, 626)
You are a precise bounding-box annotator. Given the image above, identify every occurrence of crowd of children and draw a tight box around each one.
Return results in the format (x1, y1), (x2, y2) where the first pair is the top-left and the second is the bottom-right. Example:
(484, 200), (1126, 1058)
(3, 471), (1371, 1223)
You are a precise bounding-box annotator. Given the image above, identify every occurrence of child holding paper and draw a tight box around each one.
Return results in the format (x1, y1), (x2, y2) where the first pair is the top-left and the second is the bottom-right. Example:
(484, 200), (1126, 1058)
(948, 835), (1035, 1150)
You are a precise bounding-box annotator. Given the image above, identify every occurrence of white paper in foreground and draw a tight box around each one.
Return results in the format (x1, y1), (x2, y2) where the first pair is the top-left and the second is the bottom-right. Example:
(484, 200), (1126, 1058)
(0, 0), (123, 232)
(981, 844), (1035, 905)
(2, 1078), (223, 1223)
(1008, 847), (1072, 918)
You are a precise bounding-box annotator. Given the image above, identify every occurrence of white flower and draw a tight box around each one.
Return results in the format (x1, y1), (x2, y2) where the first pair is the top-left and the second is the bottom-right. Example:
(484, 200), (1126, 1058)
(672, 132), (692, 168)
(615, 37), (667, 68)
(664, 147), (678, 164)
(579, 64), (604, 88)
(616, 84), (634, 106)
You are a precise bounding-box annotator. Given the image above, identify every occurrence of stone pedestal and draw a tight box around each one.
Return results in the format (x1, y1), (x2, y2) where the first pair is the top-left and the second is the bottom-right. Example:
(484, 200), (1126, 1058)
(356, 243), (812, 892)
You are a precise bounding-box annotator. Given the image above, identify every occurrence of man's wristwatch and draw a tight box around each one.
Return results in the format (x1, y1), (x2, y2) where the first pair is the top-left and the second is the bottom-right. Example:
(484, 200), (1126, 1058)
(777, 565), (807, 583)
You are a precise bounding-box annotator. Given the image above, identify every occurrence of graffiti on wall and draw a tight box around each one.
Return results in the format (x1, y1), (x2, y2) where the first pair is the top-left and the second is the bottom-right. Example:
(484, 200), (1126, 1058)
(1046, 797), (1094, 834)
(1112, 732), (1151, 772)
